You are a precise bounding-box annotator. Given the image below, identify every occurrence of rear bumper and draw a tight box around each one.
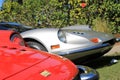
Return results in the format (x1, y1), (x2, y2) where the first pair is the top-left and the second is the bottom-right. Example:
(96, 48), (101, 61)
(57, 43), (113, 60)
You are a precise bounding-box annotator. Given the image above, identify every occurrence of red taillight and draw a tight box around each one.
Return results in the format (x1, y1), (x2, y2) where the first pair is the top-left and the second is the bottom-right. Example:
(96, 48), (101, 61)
(90, 38), (100, 43)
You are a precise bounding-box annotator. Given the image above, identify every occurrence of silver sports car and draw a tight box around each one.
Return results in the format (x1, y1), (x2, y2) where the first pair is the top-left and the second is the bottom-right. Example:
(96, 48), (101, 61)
(21, 25), (119, 61)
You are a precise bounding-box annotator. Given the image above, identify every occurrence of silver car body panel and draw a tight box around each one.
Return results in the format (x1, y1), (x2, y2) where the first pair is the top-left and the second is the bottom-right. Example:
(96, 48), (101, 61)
(57, 43), (113, 60)
(21, 25), (115, 60)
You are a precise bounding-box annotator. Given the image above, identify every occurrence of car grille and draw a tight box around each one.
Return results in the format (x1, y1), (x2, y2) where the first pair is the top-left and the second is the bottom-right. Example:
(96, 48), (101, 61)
(103, 38), (116, 45)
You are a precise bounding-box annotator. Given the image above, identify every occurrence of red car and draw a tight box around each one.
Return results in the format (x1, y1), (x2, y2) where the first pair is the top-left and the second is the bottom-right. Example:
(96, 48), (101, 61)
(0, 30), (99, 80)
(0, 30), (25, 46)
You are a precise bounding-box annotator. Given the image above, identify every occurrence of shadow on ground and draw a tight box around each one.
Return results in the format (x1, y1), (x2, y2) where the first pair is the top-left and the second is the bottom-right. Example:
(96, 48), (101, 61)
(73, 55), (120, 69)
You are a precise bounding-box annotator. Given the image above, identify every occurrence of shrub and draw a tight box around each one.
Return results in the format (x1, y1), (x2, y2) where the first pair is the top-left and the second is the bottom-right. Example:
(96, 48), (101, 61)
(0, 0), (119, 33)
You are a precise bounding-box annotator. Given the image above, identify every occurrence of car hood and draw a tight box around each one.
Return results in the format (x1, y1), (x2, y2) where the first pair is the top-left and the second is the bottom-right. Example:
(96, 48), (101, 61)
(0, 44), (78, 80)
(61, 29), (114, 44)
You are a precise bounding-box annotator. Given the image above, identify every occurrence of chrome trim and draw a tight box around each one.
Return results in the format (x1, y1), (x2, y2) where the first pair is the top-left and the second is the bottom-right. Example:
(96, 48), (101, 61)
(58, 43), (111, 55)
(57, 43), (113, 60)
(116, 38), (120, 42)
(77, 65), (99, 80)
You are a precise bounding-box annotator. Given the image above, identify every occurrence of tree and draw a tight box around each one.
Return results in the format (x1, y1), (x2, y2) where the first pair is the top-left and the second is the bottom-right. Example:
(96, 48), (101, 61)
(11, 0), (23, 4)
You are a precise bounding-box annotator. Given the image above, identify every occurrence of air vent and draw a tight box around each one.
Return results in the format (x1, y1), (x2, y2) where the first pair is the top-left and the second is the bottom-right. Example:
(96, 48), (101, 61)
(72, 32), (85, 35)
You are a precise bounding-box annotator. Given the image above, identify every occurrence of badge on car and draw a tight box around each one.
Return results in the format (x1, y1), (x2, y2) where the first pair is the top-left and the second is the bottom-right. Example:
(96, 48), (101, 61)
(40, 70), (51, 77)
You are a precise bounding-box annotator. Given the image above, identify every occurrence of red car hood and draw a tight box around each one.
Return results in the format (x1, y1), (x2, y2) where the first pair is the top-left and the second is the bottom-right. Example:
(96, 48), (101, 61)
(0, 44), (78, 80)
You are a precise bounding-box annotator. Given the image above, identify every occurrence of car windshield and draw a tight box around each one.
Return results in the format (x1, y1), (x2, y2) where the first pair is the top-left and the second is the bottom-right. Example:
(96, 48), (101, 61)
(0, 22), (33, 32)
(0, 25), (8, 30)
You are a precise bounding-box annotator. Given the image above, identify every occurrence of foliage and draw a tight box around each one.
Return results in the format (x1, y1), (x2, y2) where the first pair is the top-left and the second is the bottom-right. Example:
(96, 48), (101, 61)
(92, 17), (111, 33)
(0, 0), (120, 33)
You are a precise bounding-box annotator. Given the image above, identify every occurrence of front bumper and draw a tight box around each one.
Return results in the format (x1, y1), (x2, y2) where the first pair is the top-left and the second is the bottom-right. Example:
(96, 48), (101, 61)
(77, 65), (99, 80)
(74, 65), (99, 80)
(57, 43), (114, 60)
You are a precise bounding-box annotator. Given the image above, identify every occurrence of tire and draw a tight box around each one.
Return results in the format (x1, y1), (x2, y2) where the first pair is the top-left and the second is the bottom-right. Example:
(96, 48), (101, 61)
(26, 41), (47, 51)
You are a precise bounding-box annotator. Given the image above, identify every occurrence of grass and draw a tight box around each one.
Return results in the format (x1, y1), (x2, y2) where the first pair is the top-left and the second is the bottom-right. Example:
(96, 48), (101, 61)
(84, 52), (120, 80)
(97, 62), (120, 80)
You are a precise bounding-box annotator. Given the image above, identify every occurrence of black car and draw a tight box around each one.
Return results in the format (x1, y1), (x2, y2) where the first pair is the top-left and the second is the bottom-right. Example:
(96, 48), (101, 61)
(0, 22), (33, 32)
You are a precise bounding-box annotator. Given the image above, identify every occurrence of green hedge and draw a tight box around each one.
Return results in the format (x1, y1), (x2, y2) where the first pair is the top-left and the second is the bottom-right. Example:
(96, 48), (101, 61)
(0, 0), (120, 33)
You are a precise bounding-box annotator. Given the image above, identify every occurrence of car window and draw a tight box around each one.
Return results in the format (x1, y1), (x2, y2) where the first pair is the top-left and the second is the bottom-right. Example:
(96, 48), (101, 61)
(0, 25), (8, 30)
(0, 24), (19, 31)
(0, 23), (33, 32)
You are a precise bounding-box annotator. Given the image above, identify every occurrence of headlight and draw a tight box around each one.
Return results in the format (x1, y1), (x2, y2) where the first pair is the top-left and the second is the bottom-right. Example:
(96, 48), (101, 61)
(10, 33), (25, 46)
(58, 30), (67, 43)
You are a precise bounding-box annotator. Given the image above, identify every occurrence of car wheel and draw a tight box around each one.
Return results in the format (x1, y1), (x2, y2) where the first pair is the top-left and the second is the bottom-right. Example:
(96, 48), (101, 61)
(26, 41), (47, 51)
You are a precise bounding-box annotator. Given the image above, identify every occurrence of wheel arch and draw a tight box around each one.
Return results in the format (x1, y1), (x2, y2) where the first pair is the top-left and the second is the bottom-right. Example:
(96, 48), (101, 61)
(24, 38), (48, 52)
